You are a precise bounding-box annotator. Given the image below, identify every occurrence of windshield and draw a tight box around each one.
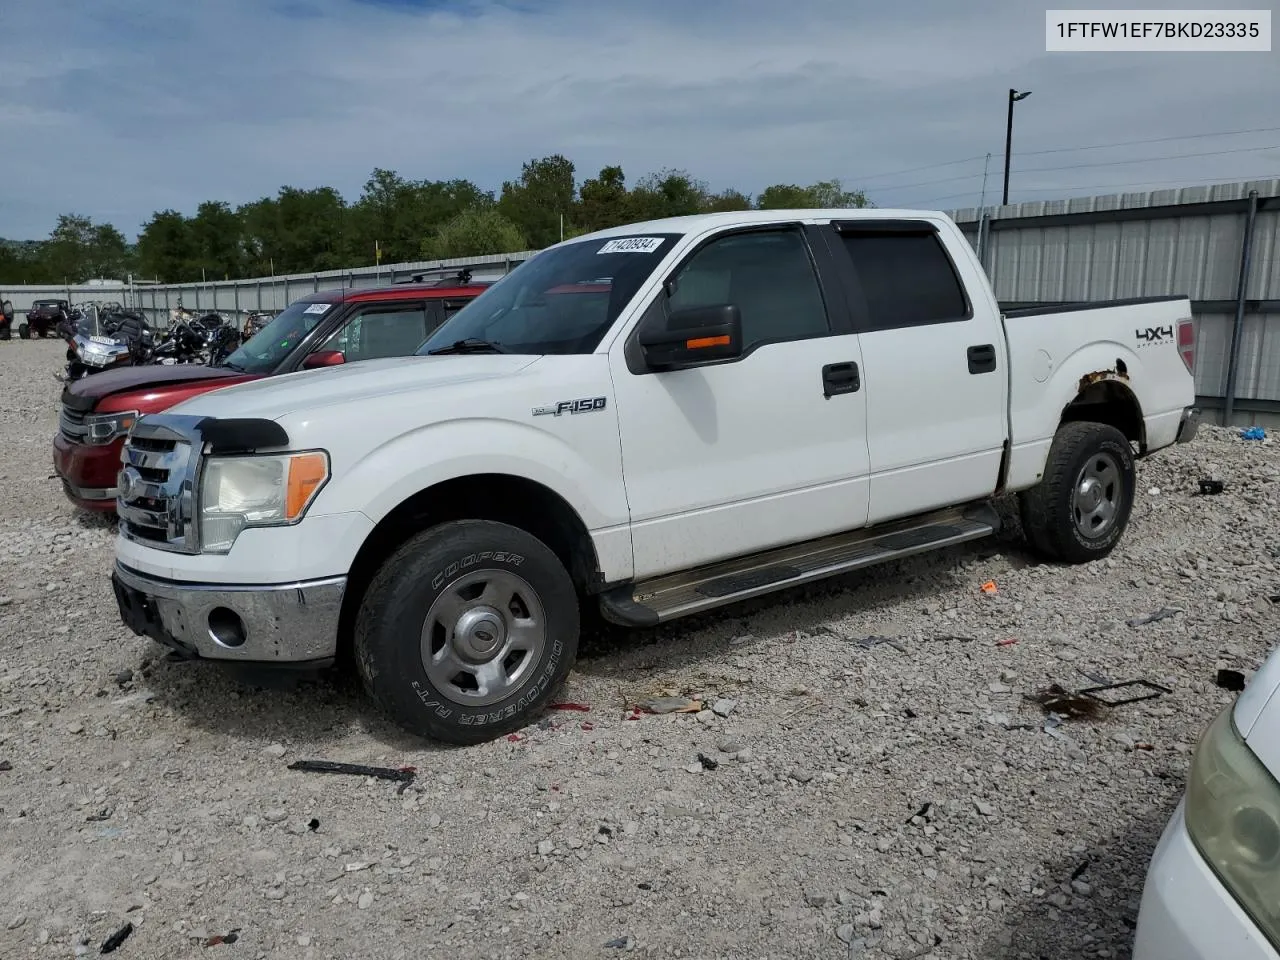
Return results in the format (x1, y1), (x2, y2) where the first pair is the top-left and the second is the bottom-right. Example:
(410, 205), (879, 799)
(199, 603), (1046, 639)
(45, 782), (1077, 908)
(222, 299), (336, 373)
(417, 233), (681, 356)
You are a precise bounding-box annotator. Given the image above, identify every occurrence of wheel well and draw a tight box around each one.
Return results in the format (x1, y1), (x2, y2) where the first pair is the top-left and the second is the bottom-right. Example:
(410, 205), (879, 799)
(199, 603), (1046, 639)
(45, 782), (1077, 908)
(1060, 375), (1145, 451)
(335, 474), (601, 661)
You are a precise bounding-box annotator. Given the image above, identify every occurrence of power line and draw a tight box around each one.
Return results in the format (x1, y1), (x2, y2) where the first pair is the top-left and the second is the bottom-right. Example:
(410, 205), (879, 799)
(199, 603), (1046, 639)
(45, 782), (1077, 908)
(869, 142), (1280, 195)
(1015, 125), (1280, 158)
(845, 124), (1280, 187)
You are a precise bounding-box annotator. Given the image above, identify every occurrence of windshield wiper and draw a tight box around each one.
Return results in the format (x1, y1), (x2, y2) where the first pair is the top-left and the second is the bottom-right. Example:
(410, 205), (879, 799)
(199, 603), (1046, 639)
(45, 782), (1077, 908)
(426, 338), (506, 356)
(221, 360), (246, 372)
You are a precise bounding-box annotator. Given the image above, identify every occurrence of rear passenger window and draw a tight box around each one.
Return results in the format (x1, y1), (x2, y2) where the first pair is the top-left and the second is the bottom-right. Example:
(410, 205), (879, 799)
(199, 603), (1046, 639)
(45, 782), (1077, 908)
(836, 230), (969, 331)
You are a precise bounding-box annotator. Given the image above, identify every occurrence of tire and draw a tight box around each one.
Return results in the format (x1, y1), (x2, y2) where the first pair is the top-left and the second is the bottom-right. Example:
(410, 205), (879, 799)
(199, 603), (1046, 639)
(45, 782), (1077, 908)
(354, 519), (580, 745)
(18, 323), (30, 340)
(1019, 421), (1136, 564)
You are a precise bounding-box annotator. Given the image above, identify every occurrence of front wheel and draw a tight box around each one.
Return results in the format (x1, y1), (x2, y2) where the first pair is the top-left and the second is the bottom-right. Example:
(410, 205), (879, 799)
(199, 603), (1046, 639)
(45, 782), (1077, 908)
(354, 520), (580, 745)
(18, 323), (30, 340)
(1019, 421), (1136, 564)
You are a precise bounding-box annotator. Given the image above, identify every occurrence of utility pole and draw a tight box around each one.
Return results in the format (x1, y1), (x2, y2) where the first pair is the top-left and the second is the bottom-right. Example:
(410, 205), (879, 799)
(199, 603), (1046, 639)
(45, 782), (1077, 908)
(1003, 88), (1032, 206)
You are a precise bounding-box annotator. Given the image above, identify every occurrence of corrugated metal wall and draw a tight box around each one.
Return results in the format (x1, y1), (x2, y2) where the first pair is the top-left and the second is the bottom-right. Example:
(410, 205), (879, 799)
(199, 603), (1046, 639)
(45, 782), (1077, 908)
(948, 179), (1280, 419)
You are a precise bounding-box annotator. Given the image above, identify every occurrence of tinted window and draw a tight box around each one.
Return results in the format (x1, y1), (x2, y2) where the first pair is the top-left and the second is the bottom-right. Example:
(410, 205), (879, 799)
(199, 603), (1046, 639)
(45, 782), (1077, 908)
(418, 234), (680, 356)
(837, 231), (968, 330)
(222, 299), (335, 374)
(667, 229), (828, 350)
(322, 306), (429, 361)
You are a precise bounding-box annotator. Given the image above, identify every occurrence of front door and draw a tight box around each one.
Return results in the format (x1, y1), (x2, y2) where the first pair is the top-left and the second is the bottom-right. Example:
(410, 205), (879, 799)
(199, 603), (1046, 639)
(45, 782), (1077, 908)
(609, 224), (872, 580)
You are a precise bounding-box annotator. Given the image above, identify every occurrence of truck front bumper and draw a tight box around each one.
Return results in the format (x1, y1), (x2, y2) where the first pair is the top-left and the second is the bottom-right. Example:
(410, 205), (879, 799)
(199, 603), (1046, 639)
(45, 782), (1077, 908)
(111, 562), (345, 665)
(1176, 406), (1200, 444)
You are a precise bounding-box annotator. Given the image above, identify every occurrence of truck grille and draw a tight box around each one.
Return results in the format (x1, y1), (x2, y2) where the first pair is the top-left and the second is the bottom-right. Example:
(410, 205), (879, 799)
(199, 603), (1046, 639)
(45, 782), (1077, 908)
(59, 405), (88, 442)
(117, 415), (203, 554)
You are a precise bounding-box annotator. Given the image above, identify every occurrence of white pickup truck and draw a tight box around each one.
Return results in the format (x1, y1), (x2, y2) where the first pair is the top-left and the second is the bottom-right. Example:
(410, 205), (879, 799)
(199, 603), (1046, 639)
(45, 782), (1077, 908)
(110, 209), (1199, 744)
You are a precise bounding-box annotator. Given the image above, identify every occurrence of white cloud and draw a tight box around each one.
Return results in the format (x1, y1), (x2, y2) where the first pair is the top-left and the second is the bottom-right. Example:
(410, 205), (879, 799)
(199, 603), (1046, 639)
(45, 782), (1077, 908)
(0, 0), (1276, 238)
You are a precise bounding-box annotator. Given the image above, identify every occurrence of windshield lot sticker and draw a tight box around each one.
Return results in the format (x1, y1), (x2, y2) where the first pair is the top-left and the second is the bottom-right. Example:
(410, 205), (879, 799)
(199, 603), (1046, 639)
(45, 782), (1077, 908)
(303, 303), (333, 315)
(598, 237), (663, 254)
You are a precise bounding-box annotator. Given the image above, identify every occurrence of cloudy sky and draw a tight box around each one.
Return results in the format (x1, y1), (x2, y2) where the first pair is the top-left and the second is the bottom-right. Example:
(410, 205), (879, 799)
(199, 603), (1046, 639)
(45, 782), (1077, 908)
(1, 0), (1277, 240)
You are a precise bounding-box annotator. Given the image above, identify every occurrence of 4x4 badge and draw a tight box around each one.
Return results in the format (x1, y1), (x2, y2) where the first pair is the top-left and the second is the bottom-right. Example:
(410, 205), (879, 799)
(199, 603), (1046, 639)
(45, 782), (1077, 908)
(532, 397), (608, 417)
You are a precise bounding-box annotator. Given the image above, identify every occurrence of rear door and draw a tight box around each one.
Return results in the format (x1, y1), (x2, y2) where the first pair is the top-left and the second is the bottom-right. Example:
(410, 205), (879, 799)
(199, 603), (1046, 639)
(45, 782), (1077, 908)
(818, 219), (1007, 525)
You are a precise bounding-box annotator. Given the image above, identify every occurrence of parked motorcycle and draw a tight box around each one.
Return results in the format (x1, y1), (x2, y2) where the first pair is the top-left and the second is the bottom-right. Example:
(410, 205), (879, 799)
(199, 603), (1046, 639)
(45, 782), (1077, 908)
(150, 315), (211, 365)
(0, 300), (13, 341)
(62, 309), (154, 381)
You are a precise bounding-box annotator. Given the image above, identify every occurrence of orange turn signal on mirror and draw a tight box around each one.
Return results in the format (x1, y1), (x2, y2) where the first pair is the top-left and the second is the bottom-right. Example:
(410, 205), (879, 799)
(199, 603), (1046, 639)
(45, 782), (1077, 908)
(285, 452), (329, 520)
(685, 335), (730, 349)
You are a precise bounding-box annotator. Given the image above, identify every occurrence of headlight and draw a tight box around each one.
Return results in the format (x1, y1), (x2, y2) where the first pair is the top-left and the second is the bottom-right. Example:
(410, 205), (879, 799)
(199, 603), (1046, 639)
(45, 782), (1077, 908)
(84, 410), (138, 444)
(199, 451), (329, 554)
(1185, 703), (1280, 949)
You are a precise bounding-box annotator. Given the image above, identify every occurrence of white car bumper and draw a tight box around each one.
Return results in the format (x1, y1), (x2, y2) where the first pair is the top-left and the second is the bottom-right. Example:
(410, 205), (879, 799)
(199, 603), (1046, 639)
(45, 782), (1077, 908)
(1133, 799), (1278, 960)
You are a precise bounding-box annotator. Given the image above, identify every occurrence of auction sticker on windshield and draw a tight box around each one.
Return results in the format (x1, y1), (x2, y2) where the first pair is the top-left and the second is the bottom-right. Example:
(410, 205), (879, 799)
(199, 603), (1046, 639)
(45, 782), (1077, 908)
(303, 303), (333, 315)
(598, 237), (664, 254)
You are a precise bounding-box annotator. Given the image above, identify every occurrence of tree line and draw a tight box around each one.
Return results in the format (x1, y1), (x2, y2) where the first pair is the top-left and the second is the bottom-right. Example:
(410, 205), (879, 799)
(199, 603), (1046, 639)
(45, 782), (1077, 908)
(0, 156), (871, 285)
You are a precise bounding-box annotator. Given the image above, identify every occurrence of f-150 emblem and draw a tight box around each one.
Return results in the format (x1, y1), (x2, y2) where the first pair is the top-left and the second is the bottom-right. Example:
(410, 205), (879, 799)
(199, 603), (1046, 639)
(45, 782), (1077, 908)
(532, 397), (608, 417)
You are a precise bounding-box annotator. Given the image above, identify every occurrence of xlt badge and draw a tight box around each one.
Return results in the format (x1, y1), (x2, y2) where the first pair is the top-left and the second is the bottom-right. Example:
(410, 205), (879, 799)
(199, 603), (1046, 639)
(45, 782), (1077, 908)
(532, 397), (608, 417)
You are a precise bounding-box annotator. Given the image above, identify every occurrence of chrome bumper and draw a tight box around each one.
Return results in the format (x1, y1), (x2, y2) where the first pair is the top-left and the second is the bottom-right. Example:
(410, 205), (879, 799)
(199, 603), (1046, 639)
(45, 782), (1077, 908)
(1176, 406), (1200, 444)
(62, 480), (118, 501)
(111, 562), (345, 664)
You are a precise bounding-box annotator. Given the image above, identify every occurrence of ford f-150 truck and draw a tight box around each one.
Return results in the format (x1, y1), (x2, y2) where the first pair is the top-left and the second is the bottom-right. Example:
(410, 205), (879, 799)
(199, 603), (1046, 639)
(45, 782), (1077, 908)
(55, 275), (490, 511)
(109, 209), (1199, 745)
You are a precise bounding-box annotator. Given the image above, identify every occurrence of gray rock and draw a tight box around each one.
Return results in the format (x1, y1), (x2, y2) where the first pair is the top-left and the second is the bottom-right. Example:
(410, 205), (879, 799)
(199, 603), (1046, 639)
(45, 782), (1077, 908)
(357, 891), (374, 910)
(711, 698), (738, 717)
(262, 743), (287, 759)
(262, 808), (288, 824)
(974, 800), (995, 817)
(536, 840), (553, 856)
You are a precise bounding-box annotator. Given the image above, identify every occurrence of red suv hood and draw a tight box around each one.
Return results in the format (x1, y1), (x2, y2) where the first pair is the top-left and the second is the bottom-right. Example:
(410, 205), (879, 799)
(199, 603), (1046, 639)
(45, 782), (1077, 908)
(64, 364), (246, 404)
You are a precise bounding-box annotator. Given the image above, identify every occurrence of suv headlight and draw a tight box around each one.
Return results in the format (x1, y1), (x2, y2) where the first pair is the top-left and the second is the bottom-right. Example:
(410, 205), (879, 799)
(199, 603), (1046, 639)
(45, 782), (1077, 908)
(84, 410), (138, 444)
(199, 451), (329, 554)
(1185, 703), (1280, 949)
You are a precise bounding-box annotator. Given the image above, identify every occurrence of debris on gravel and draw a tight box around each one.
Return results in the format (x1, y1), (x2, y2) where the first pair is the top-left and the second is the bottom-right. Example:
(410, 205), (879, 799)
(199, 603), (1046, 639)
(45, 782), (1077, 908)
(1, 341), (1277, 958)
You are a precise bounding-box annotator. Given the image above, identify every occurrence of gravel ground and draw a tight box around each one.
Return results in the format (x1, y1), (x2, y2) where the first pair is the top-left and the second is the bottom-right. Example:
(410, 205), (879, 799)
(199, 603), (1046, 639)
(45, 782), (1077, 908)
(2, 338), (1278, 960)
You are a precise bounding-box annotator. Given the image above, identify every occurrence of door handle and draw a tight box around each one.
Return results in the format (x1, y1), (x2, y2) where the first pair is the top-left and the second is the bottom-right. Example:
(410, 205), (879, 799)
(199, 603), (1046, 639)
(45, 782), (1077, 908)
(822, 361), (860, 397)
(967, 344), (997, 375)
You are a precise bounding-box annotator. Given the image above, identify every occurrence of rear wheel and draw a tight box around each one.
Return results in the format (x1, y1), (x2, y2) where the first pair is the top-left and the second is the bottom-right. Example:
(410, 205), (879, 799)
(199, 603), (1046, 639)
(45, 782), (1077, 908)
(1019, 421), (1136, 564)
(354, 519), (580, 744)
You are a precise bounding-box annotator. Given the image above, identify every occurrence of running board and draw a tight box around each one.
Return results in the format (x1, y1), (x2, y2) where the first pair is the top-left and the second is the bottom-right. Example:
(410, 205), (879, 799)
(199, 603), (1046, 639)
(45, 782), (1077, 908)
(599, 503), (1000, 627)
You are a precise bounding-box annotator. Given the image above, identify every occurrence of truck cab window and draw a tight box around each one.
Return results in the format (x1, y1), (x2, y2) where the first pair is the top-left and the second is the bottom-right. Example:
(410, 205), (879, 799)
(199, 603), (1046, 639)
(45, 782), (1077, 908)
(668, 230), (828, 350)
(836, 231), (969, 331)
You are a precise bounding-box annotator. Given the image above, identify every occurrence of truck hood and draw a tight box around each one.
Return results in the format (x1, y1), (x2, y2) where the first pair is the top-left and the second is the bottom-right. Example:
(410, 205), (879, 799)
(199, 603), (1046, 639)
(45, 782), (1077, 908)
(166, 354), (540, 421)
(65, 363), (245, 404)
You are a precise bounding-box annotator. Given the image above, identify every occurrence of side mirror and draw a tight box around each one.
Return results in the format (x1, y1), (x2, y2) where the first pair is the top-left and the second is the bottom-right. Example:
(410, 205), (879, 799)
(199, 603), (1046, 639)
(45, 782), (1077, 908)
(637, 304), (743, 369)
(302, 350), (345, 369)
(1, 301), (12, 321)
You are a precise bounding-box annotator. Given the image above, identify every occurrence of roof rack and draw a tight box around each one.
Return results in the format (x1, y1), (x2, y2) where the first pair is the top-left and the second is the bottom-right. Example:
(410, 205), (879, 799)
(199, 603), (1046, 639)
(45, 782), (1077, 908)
(393, 261), (524, 286)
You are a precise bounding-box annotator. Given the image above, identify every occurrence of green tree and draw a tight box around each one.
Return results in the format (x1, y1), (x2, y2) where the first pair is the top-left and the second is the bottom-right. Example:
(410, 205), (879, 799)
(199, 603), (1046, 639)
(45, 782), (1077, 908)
(422, 209), (527, 260)
(628, 169), (707, 220)
(346, 168), (493, 265)
(498, 155), (576, 248)
(576, 165), (630, 231)
(41, 214), (129, 281)
(189, 201), (244, 280)
(136, 210), (195, 282)
(701, 188), (753, 212)
(240, 186), (346, 274)
(757, 178), (872, 210)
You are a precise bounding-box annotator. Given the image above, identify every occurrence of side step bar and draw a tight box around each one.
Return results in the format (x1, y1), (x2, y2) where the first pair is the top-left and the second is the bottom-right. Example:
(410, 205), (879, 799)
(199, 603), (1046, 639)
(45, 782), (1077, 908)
(598, 503), (1000, 627)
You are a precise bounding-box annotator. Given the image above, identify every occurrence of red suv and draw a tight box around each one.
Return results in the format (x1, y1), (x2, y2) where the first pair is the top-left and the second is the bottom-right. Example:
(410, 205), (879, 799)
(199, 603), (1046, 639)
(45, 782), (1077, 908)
(54, 274), (492, 512)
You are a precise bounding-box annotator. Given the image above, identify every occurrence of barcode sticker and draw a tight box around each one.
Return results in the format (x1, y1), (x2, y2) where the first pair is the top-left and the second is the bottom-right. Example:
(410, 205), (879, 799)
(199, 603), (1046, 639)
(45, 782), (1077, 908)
(598, 237), (664, 254)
